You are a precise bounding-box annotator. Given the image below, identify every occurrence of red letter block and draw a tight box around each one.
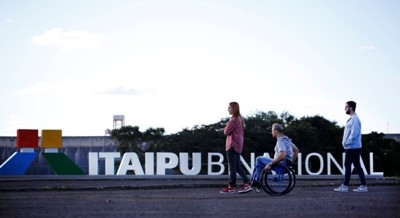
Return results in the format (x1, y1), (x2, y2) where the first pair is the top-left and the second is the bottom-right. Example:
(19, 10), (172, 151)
(16, 129), (39, 148)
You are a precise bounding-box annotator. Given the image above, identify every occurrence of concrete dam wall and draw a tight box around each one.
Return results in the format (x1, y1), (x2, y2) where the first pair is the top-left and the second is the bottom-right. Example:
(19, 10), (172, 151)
(0, 136), (117, 175)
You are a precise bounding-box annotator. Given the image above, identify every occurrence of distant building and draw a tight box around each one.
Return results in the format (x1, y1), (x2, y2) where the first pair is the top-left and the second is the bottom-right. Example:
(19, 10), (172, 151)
(384, 134), (400, 142)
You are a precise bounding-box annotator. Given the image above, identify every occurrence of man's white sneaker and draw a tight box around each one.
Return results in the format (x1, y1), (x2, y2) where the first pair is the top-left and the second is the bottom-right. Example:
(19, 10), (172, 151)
(334, 184), (348, 192)
(353, 185), (368, 192)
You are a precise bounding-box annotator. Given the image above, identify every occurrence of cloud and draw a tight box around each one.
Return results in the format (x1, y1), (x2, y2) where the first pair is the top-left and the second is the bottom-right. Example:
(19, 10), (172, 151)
(0, 19), (16, 33)
(14, 82), (52, 95)
(357, 45), (377, 51)
(4, 19), (16, 23)
(97, 85), (156, 96)
(14, 80), (87, 96)
(31, 28), (104, 50)
(14, 81), (154, 97)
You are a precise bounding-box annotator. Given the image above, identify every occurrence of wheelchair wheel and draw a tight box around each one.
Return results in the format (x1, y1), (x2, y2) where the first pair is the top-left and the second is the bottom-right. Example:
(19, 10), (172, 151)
(282, 167), (296, 195)
(260, 164), (293, 196)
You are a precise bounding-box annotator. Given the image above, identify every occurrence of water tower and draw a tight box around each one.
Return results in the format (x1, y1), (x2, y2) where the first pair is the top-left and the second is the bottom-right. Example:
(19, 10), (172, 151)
(113, 115), (125, 129)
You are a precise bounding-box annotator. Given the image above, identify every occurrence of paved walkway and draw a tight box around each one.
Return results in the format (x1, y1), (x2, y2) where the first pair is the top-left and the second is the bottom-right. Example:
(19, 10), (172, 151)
(0, 175), (398, 191)
(1, 177), (399, 218)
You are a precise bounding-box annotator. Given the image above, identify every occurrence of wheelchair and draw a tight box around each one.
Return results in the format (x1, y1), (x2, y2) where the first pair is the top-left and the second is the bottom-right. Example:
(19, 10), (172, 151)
(252, 162), (296, 196)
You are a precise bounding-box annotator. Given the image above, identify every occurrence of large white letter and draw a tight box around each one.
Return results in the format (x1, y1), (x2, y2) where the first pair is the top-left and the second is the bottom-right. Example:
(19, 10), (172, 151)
(208, 152), (225, 175)
(369, 152), (383, 176)
(240, 153), (255, 175)
(179, 152), (201, 175)
(339, 152), (369, 176)
(145, 152), (155, 175)
(297, 153), (302, 175)
(99, 152), (121, 175)
(357, 154), (368, 175)
(88, 152), (99, 175)
(157, 152), (179, 175)
(305, 152), (324, 175)
(327, 153), (343, 175)
(116, 152), (144, 175)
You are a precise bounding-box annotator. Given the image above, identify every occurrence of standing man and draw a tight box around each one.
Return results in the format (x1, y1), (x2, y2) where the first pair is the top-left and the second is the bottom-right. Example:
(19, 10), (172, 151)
(334, 101), (368, 192)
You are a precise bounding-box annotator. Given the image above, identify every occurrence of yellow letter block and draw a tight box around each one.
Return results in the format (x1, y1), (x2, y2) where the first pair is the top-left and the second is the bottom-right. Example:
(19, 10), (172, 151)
(41, 130), (62, 148)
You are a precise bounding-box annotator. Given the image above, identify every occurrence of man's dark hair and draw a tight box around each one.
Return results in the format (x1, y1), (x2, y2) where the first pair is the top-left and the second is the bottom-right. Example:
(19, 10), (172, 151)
(346, 101), (357, 111)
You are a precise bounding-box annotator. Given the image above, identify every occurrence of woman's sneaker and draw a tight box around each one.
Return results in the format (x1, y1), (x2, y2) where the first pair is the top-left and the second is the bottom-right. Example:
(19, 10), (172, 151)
(353, 185), (368, 192)
(220, 185), (235, 194)
(238, 183), (252, 194)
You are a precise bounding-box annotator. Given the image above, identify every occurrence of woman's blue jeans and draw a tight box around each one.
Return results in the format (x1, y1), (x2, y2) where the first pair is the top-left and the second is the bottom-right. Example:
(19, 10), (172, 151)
(227, 147), (250, 187)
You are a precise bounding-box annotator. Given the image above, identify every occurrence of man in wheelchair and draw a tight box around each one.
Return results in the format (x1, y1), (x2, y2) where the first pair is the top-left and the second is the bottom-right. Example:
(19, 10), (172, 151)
(240, 123), (299, 194)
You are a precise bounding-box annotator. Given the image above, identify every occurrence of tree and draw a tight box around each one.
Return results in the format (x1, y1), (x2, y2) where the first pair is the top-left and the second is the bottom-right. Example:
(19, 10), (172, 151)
(244, 111), (282, 155)
(111, 126), (165, 161)
(285, 116), (342, 155)
(110, 111), (400, 176)
(363, 132), (400, 176)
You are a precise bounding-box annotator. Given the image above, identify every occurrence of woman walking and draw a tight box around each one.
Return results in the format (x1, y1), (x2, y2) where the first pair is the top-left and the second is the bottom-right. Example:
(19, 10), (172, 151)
(220, 102), (252, 194)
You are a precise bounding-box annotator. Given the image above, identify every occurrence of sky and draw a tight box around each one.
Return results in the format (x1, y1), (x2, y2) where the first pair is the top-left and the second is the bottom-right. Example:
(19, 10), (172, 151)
(0, 0), (399, 136)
